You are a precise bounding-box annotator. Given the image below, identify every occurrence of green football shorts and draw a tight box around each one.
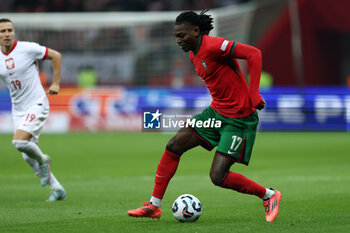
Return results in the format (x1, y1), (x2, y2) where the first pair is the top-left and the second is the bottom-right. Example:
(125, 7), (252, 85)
(189, 106), (258, 165)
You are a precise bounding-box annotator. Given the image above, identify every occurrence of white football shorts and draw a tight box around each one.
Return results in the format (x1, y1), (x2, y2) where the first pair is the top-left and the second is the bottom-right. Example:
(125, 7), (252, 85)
(12, 98), (49, 142)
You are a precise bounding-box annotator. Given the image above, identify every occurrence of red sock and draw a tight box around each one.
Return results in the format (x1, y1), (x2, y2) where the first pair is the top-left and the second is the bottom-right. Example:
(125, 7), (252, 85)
(152, 148), (181, 199)
(220, 172), (266, 198)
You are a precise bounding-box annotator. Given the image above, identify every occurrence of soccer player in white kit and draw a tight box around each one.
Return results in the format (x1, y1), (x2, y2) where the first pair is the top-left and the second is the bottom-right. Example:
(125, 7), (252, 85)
(0, 18), (66, 201)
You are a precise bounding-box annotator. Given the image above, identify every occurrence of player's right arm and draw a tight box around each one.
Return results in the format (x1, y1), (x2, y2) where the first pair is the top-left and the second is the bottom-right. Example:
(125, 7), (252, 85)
(45, 48), (62, 95)
(232, 42), (265, 110)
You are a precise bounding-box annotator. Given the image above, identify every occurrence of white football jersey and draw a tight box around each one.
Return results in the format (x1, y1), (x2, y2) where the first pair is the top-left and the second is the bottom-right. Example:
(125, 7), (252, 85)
(0, 40), (48, 113)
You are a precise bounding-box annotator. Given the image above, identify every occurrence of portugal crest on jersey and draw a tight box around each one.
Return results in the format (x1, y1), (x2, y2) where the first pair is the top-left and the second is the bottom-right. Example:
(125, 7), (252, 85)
(5, 58), (15, 70)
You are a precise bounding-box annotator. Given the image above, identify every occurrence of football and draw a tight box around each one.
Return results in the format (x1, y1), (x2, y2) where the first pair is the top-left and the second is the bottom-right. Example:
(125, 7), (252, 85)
(172, 194), (202, 222)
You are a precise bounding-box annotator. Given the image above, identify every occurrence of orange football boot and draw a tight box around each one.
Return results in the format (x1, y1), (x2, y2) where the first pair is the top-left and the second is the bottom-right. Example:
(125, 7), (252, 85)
(127, 202), (161, 219)
(263, 189), (282, 222)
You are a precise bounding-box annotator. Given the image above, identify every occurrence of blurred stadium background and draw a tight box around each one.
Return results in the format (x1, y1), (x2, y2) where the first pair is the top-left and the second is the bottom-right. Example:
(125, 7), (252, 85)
(0, 0), (350, 132)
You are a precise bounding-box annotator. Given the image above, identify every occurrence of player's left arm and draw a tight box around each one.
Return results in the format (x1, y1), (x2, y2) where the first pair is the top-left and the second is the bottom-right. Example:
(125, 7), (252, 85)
(232, 42), (265, 110)
(46, 48), (62, 95)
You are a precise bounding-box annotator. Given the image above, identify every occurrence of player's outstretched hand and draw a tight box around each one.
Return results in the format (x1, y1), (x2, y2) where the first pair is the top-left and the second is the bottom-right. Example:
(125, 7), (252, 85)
(255, 100), (265, 110)
(47, 82), (60, 95)
(251, 94), (265, 110)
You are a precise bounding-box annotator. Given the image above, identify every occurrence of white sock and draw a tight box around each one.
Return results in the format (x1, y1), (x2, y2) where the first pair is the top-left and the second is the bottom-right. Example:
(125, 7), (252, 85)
(49, 172), (63, 190)
(150, 196), (162, 208)
(22, 153), (63, 190)
(13, 140), (49, 164)
(263, 188), (275, 200)
(22, 153), (41, 177)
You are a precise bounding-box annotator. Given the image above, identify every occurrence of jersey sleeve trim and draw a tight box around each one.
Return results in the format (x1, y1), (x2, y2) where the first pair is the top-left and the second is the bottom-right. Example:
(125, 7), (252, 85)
(42, 47), (48, 60)
(229, 41), (237, 58)
(226, 41), (240, 77)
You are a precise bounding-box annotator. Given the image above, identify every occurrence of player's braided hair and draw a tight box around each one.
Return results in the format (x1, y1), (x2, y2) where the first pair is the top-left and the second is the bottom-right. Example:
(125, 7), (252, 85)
(175, 9), (214, 35)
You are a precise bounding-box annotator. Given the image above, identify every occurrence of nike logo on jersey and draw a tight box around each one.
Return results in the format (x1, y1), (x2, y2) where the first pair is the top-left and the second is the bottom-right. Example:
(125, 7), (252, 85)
(9, 71), (15, 76)
(227, 150), (237, 155)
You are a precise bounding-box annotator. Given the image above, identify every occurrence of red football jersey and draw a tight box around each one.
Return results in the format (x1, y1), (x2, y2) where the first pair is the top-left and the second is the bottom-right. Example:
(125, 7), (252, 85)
(189, 34), (262, 118)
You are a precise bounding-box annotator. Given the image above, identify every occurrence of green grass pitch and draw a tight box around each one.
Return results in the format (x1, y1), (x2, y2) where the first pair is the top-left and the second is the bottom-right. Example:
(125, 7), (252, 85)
(0, 132), (349, 233)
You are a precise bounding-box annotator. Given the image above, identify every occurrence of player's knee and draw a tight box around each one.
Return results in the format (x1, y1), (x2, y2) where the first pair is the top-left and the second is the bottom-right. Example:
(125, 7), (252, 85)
(166, 137), (175, 149)
(210, 171), (225, 186)
(166, 137), (182, 154)
(12, 140), (30, 152)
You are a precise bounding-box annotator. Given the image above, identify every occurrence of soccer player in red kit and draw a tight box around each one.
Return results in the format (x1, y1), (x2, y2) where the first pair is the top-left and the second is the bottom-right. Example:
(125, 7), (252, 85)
(128, 10), (282, 222)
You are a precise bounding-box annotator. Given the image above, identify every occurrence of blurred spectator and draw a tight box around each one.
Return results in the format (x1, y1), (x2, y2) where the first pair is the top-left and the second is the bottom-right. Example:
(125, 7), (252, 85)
(1, 0), (248, 12)
(259, 71), (273, 89)
(170, 58), (187, 87)
(247, 71), (273, 89)
(0, 0), (15, 12)
(77, 66), (98, 88)
(170, 57), (198, 87)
